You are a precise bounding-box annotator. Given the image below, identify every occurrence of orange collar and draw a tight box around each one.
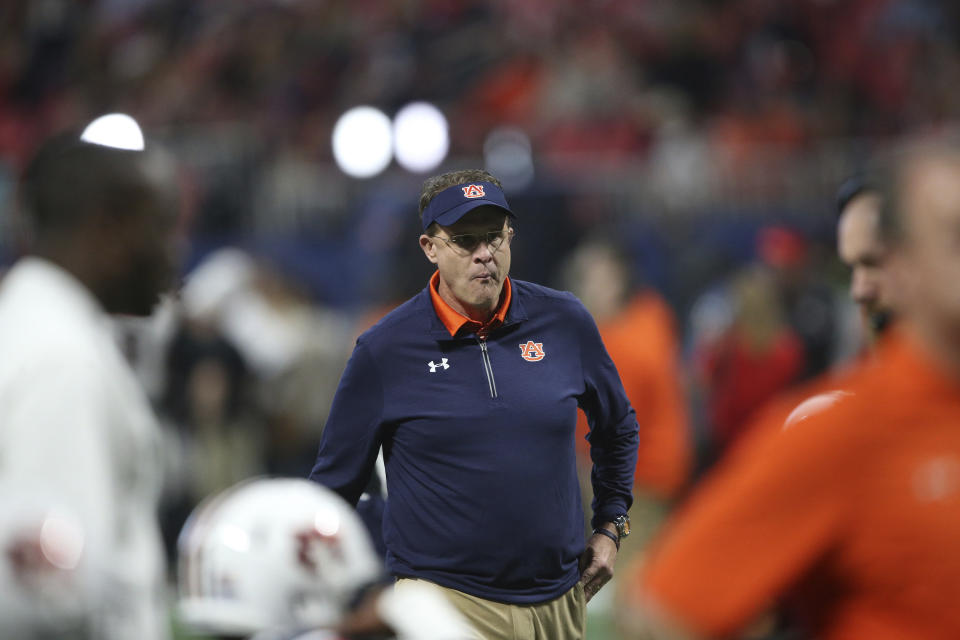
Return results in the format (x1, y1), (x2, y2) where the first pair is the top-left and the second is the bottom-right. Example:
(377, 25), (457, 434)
(429, 271), (512, 338)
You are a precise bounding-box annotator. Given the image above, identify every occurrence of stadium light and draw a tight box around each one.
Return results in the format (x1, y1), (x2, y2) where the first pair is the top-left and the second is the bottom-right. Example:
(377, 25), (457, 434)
(483, 127), (534, 190)
(332, 106), (393, 179)
(80, 113), (145, 151)
(393, 102), (449, 173)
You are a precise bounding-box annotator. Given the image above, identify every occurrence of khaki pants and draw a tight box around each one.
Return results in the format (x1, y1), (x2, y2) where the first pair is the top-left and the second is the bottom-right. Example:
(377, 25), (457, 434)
(395, 578), (586, 640)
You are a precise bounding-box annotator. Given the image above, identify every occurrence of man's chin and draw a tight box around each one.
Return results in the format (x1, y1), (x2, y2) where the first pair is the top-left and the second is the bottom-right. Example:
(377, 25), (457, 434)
(869, 309), (894, 335)
(107, 288), (168, 318)
(461, 292), (499, 315)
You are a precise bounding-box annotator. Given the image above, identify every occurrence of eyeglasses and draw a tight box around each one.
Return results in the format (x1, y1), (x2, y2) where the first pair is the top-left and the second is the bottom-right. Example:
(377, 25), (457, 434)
(431, 228), (514, 255)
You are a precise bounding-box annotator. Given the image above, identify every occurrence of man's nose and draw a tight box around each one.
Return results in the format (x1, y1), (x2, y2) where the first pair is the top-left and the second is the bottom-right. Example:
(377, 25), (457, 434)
(473, 242), (494, 262)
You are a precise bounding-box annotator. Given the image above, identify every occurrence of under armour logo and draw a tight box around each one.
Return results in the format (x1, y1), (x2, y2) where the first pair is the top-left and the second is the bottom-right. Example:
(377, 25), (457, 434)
(428, 358), (450, 372)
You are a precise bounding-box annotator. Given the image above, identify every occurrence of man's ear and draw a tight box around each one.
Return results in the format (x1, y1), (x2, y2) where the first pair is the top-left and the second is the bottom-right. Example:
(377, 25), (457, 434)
(419, 234), (439, 265)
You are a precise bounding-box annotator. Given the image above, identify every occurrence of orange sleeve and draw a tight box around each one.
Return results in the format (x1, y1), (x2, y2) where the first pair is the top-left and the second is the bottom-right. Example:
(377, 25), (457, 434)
(638, 409), (849, 637)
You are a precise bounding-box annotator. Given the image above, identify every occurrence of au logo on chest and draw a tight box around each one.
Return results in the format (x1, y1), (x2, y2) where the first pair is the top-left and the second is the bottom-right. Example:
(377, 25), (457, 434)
(519, 340), (545, 362)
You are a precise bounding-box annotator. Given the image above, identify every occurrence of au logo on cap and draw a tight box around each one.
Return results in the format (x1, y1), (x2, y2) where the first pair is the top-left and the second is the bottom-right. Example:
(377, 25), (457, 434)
(462, 184), (485, 199)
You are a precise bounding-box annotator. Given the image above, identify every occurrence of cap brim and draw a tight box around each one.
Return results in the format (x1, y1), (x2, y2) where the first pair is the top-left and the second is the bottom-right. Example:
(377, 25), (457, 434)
(431, 200), (514, 228)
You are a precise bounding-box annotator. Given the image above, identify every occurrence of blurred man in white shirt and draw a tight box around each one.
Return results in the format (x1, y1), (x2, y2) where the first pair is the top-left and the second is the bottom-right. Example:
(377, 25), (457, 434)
(0, 130), (179, 639)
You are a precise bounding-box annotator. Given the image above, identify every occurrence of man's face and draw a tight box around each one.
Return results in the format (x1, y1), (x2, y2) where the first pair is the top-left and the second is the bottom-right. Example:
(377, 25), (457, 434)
(837, 193), (895, 332)
(895, 155), (960, 339)
(419, 207), (512, 316)
(567, 245), (629, 322)
(99, 180), (180, 317)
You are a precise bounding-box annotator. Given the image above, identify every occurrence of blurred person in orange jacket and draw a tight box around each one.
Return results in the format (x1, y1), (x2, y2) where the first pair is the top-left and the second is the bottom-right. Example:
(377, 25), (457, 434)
(619, 138), (960, 640)
(563, 239), (691, 503)
(761, 175), (902, 434)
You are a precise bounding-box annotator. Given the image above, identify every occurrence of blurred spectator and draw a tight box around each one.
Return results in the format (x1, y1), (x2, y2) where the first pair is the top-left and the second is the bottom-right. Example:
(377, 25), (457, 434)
(2, 0), (959, 231)
(176, 248), (353, 477)
(758, 226), (838, 380)
(563, 238), (691, 503)
(158, 307), (260, 559)
(155, 247), (354, 562)
(693, 264), (806, 455)
(562, 238), (692, 634)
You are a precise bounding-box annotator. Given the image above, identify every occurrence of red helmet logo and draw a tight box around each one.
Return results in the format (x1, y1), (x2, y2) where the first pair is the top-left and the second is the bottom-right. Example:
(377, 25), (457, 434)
(295, 527), (343, 574)
(519, 340), (545, 362)
(462, 184), (485, 198)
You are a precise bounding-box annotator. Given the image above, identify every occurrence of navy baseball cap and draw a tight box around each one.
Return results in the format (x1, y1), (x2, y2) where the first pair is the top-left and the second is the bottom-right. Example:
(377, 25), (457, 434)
(421, 181), (514, 232)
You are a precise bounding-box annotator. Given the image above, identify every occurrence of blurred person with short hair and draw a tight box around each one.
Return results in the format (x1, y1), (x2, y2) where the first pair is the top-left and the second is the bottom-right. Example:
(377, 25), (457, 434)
(309, 170), (639, 640)
(563, 238), (691, 503)
(0, 130), (179, 639)
(618, 139), (960, 639)
(836, 175), (897, 341)
(754, 175), (901, 434)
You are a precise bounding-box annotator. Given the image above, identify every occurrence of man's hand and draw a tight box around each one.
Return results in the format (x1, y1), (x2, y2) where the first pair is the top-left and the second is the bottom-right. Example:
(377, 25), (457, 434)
(337, 586), (393, 637)
(579, 524), (618, 602)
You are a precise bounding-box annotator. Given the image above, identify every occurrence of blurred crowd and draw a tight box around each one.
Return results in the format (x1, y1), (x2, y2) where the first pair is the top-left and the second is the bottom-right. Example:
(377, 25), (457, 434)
(3, 0), (959, 293)
(1, 0), (957, 619)
(2, 0), (959, 167)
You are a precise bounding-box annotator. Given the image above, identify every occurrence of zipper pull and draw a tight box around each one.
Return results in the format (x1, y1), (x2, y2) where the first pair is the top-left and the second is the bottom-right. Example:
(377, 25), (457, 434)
(476, 337), (497, 398)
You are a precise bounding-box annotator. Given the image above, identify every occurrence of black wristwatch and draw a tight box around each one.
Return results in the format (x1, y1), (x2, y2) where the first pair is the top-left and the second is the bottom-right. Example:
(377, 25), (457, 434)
(613, 514), (631, 541)
(593, 514), (631, 550)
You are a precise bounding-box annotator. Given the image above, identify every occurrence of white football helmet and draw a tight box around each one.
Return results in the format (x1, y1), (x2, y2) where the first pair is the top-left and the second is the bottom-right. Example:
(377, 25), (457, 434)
(177, 478), (381, 637)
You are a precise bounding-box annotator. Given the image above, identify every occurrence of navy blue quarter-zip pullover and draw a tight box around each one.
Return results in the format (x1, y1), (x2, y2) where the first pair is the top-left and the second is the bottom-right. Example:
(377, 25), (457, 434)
(309, 277), (638, 604)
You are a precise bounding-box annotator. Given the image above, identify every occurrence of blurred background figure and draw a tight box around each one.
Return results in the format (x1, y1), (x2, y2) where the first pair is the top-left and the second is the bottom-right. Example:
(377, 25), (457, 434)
(158, 249), (260, 560)
(836, 175), (897, 343)
(562, 237), (691, 503)
(768, 176), (901, 434)
(757, 226), (837, 382)
(156, 247), (355, 560)
(176, 477), (475, 640)
(0, 129), (179, 639)
(688, 224), (845, 461)
(174, 249), (352, 478)
(618, 137), (960, 640)
(562, 237), (692, 636)
(691, 263), (805, 458)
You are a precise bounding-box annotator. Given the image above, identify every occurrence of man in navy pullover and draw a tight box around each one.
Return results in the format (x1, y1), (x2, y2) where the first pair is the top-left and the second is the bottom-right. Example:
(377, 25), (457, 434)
(309, 169), (639, 639)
